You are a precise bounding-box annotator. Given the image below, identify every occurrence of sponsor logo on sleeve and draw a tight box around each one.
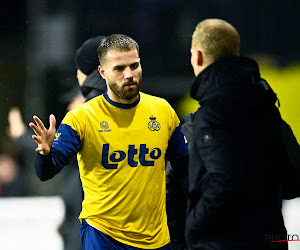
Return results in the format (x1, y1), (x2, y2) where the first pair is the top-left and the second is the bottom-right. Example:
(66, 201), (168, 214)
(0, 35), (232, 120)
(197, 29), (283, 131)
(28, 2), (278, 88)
(54, 133), (62, 141)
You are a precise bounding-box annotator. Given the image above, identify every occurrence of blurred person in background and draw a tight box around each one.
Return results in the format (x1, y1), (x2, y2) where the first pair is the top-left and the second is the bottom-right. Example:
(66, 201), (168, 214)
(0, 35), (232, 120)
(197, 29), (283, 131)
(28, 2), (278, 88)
(185, 18), (289, 249)
(74, 35), (107, 101)
(29, 34), (189, 250)
(7, 96), (84, 250)
(6, 34), (106, 250)
(0, 154), (27, 197)
(7, 106), (64, 196)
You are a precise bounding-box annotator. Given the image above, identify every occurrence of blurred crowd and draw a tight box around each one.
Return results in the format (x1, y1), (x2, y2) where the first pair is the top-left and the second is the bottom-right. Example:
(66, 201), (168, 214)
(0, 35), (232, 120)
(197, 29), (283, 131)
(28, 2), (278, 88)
(2, 99), (83, 250)
(0, 35), (104, 250)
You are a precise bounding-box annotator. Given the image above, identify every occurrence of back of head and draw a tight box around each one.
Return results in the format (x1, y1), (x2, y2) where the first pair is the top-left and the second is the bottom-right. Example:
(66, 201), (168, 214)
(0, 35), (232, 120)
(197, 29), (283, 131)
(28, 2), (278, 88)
(74, 35), (105, 75)
(97, 34), (139, 66)
(192, 19), (240, 63)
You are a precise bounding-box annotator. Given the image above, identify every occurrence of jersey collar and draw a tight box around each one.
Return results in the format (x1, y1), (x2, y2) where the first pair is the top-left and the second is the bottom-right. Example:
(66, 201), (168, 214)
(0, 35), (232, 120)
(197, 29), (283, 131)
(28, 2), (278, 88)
(103, 91), (140, 109)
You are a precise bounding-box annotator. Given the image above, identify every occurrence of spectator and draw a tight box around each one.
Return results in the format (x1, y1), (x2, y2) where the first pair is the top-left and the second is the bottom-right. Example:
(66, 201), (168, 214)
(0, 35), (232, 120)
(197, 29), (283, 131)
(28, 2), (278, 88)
(74, 35), (107, 101)
(7, 107), (62, 196)
(0, 154), (27, 197)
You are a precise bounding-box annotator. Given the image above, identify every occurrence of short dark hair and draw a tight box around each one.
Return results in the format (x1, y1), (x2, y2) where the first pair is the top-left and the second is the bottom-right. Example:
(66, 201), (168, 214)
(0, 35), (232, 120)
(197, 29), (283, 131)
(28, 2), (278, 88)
(97, 34), (139, 65)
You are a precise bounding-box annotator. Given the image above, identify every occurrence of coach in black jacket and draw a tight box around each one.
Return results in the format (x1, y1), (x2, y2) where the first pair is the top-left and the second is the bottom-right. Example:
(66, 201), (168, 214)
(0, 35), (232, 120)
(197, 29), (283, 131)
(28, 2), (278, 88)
(185, 18), (287, 250)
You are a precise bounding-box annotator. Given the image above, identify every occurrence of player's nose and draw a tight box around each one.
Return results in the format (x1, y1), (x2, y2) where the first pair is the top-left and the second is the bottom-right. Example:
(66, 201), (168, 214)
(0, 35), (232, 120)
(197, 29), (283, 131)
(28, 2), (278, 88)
(124, 67), (134, 79)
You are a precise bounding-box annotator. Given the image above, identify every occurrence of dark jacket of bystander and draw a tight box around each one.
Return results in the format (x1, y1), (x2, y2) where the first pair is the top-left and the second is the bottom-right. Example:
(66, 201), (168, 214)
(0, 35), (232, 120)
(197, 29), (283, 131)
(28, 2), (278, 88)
(185, 56), (288, 250)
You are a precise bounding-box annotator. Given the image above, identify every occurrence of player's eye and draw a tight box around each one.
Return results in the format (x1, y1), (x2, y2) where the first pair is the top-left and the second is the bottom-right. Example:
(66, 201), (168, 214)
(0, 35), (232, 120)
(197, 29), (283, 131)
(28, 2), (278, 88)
(114, 66), (124, 72)
(130, 63), (139, 70)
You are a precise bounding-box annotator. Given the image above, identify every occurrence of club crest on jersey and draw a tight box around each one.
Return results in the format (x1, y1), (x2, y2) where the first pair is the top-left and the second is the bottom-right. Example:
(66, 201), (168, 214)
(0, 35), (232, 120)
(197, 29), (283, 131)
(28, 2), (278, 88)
(54, 133), (62, 141)
(99, 120), (111, 132)
(148, 115), (161, 131)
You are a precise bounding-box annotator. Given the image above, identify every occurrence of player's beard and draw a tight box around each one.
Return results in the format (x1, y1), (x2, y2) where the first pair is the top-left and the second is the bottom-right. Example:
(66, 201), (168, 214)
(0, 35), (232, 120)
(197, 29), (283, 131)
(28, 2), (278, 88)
(108, 76), (142, 101)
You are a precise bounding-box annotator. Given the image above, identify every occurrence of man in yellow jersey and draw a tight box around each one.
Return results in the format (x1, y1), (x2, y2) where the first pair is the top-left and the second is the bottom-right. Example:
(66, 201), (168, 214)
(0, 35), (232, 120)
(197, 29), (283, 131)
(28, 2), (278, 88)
(29, 34), (189, 250)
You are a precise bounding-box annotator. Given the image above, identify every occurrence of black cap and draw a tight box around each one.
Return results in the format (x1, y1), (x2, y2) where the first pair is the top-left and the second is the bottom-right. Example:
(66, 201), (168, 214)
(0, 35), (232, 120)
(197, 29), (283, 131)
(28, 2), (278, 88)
(74, 35), (105, 75)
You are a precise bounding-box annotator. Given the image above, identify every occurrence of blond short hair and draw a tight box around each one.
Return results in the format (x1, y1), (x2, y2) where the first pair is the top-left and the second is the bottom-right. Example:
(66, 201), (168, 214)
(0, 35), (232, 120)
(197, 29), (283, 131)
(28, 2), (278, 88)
(192, 19), (240, 63)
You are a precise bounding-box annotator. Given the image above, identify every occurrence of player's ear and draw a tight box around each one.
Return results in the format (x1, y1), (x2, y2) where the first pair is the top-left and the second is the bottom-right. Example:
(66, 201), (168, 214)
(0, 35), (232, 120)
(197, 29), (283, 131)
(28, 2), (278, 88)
(197, 50), (203, 66)
(98, 65), (106, 79)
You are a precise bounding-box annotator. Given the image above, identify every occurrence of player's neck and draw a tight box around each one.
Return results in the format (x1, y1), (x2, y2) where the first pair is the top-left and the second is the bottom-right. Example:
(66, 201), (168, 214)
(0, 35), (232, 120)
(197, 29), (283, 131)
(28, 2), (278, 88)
(107, 90), (138, 105)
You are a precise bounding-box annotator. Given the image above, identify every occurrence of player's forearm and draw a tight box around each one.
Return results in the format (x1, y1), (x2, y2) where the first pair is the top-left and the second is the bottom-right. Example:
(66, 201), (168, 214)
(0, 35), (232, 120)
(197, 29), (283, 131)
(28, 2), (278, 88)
(34, 148), (63, 181)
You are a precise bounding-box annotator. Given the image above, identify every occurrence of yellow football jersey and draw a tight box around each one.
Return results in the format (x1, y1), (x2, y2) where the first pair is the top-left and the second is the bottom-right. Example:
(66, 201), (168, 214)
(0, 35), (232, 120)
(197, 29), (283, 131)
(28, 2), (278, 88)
(52, 92), (188, 249)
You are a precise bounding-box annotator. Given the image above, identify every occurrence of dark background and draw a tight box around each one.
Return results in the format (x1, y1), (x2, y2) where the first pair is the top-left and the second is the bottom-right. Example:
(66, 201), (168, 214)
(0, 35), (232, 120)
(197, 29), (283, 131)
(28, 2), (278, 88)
(0, 0), (299, 147)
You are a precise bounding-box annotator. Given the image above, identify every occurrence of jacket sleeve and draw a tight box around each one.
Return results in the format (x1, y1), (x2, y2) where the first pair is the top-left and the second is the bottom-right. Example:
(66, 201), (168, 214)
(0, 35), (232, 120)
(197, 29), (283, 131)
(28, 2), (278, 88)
(186, 113), (246, 236)
(280, 119), (300, 199)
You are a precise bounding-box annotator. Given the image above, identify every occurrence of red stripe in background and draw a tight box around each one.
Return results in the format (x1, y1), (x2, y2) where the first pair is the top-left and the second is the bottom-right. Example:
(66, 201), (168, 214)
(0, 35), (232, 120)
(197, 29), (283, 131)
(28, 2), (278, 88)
(270, 240), (300, 243)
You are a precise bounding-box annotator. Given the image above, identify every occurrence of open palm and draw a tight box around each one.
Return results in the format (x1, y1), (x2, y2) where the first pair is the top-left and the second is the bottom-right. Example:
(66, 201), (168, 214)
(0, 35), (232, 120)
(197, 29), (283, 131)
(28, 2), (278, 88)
(29, 115), (56, 155)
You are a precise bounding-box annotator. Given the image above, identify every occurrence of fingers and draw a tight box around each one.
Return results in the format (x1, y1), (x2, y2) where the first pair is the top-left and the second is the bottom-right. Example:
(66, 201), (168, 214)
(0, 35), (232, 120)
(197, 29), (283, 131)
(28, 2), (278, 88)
(32, 135), (49, 155)
(33, 116), (46, 131)
(30, 123), (50, 155)
(49, 114), (56, 132)
(29, 115), (47, 135)
(29, 115), (56, 155)
(35, 147), (47, 155)
(29, 122), (41, 136)
(29, 115), (56, 132)
(35, 146), (44, 154)
(32, 134), (43, 152)
(32, 134), (41, 144)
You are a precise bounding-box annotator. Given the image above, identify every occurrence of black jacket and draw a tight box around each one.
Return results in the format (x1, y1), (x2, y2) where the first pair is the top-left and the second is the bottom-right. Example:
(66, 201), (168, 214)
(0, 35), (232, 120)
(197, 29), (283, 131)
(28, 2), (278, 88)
(185, 57), (287, 250)
(80, 69), (106, 101)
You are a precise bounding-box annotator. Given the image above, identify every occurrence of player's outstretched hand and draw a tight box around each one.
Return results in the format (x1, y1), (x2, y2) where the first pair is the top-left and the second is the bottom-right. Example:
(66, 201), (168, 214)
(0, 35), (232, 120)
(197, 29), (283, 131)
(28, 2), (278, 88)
(29, 115), (56, 155)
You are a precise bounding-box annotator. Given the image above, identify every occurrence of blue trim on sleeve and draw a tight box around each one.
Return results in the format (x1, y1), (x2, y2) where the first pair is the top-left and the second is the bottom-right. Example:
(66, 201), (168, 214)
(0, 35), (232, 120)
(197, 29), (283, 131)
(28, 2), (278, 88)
(166, 125), (189, 161)
(52, 123), (81, 161)
(103, 91), (140, 109)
